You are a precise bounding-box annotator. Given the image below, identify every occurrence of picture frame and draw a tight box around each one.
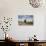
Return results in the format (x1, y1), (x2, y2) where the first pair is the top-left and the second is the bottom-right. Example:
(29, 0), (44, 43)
(18, 15), (33, 25)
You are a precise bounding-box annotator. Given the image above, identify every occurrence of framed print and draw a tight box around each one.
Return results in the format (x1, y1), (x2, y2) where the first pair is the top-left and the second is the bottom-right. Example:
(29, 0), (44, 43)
(18, 15), (33, 25)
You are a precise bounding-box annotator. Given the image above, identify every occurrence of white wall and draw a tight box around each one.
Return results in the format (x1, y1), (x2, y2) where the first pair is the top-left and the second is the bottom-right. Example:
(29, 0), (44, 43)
(44, 15), (46, 40)
(0, 0), (46, 40)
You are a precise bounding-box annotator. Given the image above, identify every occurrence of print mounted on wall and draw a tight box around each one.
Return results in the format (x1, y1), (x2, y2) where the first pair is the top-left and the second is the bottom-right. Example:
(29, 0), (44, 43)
(18, 15), (33, 25)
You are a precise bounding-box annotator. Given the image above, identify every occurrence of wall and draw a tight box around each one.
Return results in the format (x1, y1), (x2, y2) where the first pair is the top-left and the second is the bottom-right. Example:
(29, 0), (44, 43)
(44, 15), (46, 40)
(0, 0), (46, 40)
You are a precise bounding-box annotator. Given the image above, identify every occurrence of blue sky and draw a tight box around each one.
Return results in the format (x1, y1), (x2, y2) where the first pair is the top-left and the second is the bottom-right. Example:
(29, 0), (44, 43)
(18, 15), (33, 19)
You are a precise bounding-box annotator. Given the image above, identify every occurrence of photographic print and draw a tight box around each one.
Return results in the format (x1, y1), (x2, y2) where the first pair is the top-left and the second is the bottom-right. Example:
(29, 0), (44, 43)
(18, 15), (33, 25)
